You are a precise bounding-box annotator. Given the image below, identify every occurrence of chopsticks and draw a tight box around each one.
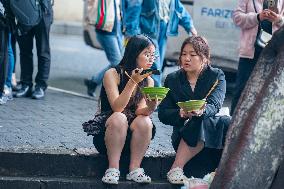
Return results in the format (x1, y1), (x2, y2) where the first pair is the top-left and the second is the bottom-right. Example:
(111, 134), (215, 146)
(124, 71), (142, 90)
(124, 71), (155, 100)
(204, 79), (219, 100)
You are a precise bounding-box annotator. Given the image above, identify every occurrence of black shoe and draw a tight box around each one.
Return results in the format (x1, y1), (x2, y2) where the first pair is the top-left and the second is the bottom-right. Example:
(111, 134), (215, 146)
(12, 82), (22, 92)
(31, 87), (45, 99)
(14, 85), (32, 98)
(84, 79), (97, 97)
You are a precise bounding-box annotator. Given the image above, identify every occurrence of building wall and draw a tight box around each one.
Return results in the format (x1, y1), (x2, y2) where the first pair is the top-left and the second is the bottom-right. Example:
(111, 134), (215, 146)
(53, 0), (83, 22)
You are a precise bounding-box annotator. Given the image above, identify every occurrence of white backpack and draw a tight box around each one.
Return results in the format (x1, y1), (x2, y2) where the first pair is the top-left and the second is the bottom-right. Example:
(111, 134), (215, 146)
(86, 0), (118, 32)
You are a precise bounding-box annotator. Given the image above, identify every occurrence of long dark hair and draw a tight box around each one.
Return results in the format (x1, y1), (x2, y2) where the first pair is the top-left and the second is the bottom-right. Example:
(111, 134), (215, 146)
(120, 35), (155, 73)
(118, 35), (155, 108)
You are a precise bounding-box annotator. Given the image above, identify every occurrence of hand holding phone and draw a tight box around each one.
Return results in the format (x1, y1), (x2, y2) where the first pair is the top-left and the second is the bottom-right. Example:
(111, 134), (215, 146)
(140, 69), (160, 75)
(263, 9), (280, 22)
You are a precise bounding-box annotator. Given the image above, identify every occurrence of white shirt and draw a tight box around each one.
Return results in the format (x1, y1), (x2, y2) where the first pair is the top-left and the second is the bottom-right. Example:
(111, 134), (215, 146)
(0, 2), (5, 16)
(159, 0), (171, 23)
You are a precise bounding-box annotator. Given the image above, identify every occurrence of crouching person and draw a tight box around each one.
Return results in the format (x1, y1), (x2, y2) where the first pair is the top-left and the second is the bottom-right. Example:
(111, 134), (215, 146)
(158, 36), (231, 184)
(83, 35), (160, 184)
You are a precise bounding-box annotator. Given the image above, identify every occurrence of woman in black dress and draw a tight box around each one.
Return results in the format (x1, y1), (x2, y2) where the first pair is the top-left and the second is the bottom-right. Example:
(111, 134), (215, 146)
(83, 35), (160, 184)
(158, 36), (231, 184)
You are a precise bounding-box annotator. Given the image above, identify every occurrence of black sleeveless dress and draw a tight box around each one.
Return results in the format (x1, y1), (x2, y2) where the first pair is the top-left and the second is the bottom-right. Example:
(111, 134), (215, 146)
(82, 66), (156, 154)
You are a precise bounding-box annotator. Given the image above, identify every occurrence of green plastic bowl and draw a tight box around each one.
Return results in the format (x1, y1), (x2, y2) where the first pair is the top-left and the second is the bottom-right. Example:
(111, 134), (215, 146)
(141, 87), (170, 100)
(177, 100), (206, 112)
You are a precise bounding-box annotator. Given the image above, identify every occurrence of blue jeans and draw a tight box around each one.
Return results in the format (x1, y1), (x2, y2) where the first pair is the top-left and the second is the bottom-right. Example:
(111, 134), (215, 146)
(151, 20), (168, 87)
(91, 31), (123, 84)
(5, 34), (15, 88)
(158, 20), (168, 73)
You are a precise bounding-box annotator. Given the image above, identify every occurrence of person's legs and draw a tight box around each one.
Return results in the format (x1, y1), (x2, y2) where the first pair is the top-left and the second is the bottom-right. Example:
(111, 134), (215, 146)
(11, 33), (17, 72)
(158, 20), (168, 74)
(230, 58), (257, 115)
(167, 139), (204, 184)
(85, 31), (123, 96)
(11, 26), (19, 90)
(150, 38), (161, 87)
(104, 112), (129, 169)
(5, 33), (14, 88)
(150, 21), (168, 87)
(102, 112), (129, 184)
(0, 28), (8, 104)
(91, 32), (123, 84)
(230, 47), (262, 115)
(129, 115), (153, 171)
(3, 33), (14, 100)
(116, 22), (124, 54)
(125, 115), (152, 183)
(34, 18), (51, 90)
(171, 139), (204, 170)
(17, 29), (34, 87)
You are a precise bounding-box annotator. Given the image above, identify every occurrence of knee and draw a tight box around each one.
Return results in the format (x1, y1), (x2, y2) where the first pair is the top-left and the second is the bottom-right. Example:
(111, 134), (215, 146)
(131, 116), (153, 134)
(106, 112), (128, 133)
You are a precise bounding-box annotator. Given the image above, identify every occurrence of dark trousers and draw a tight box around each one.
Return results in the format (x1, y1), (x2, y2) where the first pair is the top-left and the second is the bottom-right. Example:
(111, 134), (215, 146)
(0, 28), (8, 95)
(17, 15), (52, 90)
(230, 47), (262, 115)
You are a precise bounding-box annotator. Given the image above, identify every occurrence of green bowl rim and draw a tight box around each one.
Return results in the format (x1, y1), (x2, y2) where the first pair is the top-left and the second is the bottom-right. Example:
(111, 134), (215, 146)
(142, 87), (170, 89)
(177, 100), (206, 107)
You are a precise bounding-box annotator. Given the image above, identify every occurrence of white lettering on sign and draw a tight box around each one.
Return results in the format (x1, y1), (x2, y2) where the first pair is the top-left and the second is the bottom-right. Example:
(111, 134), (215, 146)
(201, 7), (233, 19)
(215, 20), (238, 29)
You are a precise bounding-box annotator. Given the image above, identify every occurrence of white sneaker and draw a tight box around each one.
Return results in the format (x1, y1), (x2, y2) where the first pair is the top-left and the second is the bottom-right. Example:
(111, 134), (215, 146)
(4, 85), (13, 100)
(102, 168), (120, 184)
(167, 167), (186, 184)
(0, 95), (7, 105)
(126, 168), (151, 183)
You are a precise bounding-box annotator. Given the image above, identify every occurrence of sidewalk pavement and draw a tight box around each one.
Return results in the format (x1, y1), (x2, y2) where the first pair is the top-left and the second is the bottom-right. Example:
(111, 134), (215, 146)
(0, 88), (175, 156)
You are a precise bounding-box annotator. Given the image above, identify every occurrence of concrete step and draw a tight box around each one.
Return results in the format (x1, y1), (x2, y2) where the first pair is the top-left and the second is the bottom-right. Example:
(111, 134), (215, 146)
(0, 149), (222, 180)
(0, 176), (182, 189)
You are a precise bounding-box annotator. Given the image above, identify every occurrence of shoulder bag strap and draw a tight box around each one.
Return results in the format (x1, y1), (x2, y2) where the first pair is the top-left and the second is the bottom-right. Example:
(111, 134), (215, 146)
(252, 0), (258, 13)
(252, 0), (263, 29)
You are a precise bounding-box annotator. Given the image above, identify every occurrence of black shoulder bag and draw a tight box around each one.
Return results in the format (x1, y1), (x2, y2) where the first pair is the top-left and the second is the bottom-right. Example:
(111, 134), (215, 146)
(253, 0), (272, 48)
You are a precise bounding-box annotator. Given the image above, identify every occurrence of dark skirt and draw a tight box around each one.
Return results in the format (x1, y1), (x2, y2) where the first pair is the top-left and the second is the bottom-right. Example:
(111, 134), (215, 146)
(82, 110), (156, 154)
(172, 115), (231, 151)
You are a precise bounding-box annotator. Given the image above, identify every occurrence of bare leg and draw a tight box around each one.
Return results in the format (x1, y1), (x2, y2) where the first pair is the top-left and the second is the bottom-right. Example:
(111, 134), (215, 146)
(129, 115), (153, 171)
(171, 139), (204, 170)
(104, 112), (129, 169)
(12, 73), (17, 86)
